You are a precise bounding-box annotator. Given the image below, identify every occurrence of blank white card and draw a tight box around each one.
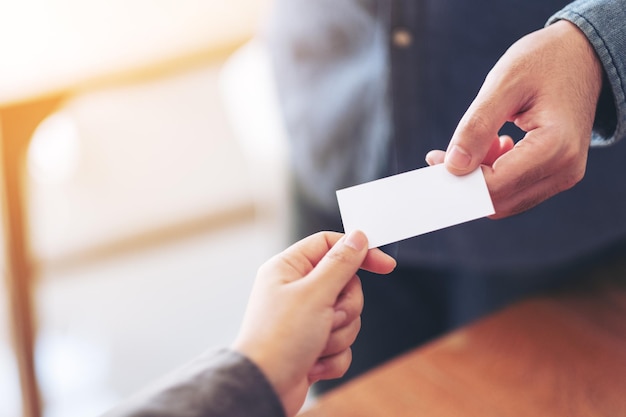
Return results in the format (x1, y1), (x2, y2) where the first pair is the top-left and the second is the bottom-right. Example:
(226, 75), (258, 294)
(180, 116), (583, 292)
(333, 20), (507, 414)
(336, 165), (495, 248)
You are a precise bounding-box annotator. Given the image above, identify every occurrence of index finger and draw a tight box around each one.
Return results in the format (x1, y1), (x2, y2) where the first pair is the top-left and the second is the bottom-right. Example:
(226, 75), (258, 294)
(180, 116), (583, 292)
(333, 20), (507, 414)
(272, 231), (396, 278)
(446, 60), (529, 175)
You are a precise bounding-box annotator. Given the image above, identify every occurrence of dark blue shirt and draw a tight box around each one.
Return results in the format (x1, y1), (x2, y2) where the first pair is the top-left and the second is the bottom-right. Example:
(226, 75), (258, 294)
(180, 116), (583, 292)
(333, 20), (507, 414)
(267, 0), (626, 271)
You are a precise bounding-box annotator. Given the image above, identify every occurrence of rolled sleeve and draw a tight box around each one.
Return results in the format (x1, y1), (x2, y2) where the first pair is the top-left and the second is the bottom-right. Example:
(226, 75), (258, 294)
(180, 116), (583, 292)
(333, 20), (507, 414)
(548, 0), (626, 146)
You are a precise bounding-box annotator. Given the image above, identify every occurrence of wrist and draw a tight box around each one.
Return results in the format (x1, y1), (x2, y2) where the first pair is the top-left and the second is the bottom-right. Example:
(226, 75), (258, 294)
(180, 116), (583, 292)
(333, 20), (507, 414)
(552, 19), (603, 101)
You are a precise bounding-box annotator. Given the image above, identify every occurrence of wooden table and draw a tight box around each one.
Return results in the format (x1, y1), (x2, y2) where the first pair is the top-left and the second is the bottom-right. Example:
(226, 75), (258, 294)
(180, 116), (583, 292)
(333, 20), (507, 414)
(301, 277), (626, 416)
(0, 2), (268, 416)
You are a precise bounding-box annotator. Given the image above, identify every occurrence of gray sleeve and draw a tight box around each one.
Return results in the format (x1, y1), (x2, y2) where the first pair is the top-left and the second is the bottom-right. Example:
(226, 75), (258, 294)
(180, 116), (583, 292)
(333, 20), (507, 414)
(101, 349), (286, 417)
(547, 0), (626, 146)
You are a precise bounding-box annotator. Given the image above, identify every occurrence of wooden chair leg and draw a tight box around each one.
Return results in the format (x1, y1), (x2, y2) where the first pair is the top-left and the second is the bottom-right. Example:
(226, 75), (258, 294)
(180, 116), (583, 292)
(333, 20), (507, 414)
(1, 96), (64, 417)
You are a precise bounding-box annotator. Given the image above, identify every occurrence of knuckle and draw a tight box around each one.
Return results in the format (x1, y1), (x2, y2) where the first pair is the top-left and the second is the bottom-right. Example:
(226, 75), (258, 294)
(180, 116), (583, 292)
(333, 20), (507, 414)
(352, 316), (362, 336)
(255, 261), (273, 281)
(314, 230), (332, 242)
(459, 113), (493, 139)
(326, 248), (353, 265)
(316, 230), (342, 247)
(337, 350), (353, 377)
(328, 350), (352, 379)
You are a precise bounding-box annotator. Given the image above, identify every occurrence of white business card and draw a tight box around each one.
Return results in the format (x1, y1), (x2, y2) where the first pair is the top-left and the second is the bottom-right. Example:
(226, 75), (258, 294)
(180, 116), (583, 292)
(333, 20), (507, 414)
(336, 165), (495, 248)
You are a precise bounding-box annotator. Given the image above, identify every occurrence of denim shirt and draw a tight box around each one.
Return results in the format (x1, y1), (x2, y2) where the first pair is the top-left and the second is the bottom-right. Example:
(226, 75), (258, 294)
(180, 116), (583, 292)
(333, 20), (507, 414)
(267, 0), (626, 271)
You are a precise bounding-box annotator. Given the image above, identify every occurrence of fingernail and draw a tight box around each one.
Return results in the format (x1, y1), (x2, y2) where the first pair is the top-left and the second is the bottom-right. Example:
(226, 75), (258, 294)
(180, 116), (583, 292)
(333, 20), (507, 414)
(344, 230), (367, 251)
(446, 145), (472, 170)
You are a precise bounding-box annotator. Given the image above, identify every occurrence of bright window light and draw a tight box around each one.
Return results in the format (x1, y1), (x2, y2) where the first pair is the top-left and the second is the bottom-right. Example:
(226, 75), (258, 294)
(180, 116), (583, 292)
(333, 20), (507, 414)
(27, 112), (81, 185)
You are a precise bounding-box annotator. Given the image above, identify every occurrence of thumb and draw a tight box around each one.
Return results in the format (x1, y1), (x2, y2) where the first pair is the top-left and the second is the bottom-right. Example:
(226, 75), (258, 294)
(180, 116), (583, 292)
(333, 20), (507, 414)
(445, 69), (525, 175)
(304, 230), (369, 299)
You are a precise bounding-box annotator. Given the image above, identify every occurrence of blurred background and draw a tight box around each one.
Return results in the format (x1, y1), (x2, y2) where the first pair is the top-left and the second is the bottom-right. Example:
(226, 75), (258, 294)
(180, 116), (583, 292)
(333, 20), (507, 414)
(0, 1), (292, 416)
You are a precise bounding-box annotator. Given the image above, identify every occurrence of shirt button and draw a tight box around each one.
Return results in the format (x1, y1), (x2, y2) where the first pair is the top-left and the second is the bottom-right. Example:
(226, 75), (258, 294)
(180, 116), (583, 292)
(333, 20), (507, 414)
(392, 28), (413, 48)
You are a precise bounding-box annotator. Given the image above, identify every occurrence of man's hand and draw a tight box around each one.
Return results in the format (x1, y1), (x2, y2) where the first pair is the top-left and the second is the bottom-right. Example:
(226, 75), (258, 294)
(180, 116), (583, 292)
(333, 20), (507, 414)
(232, 231), (396, 417)
(426, 20), (603, 218)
